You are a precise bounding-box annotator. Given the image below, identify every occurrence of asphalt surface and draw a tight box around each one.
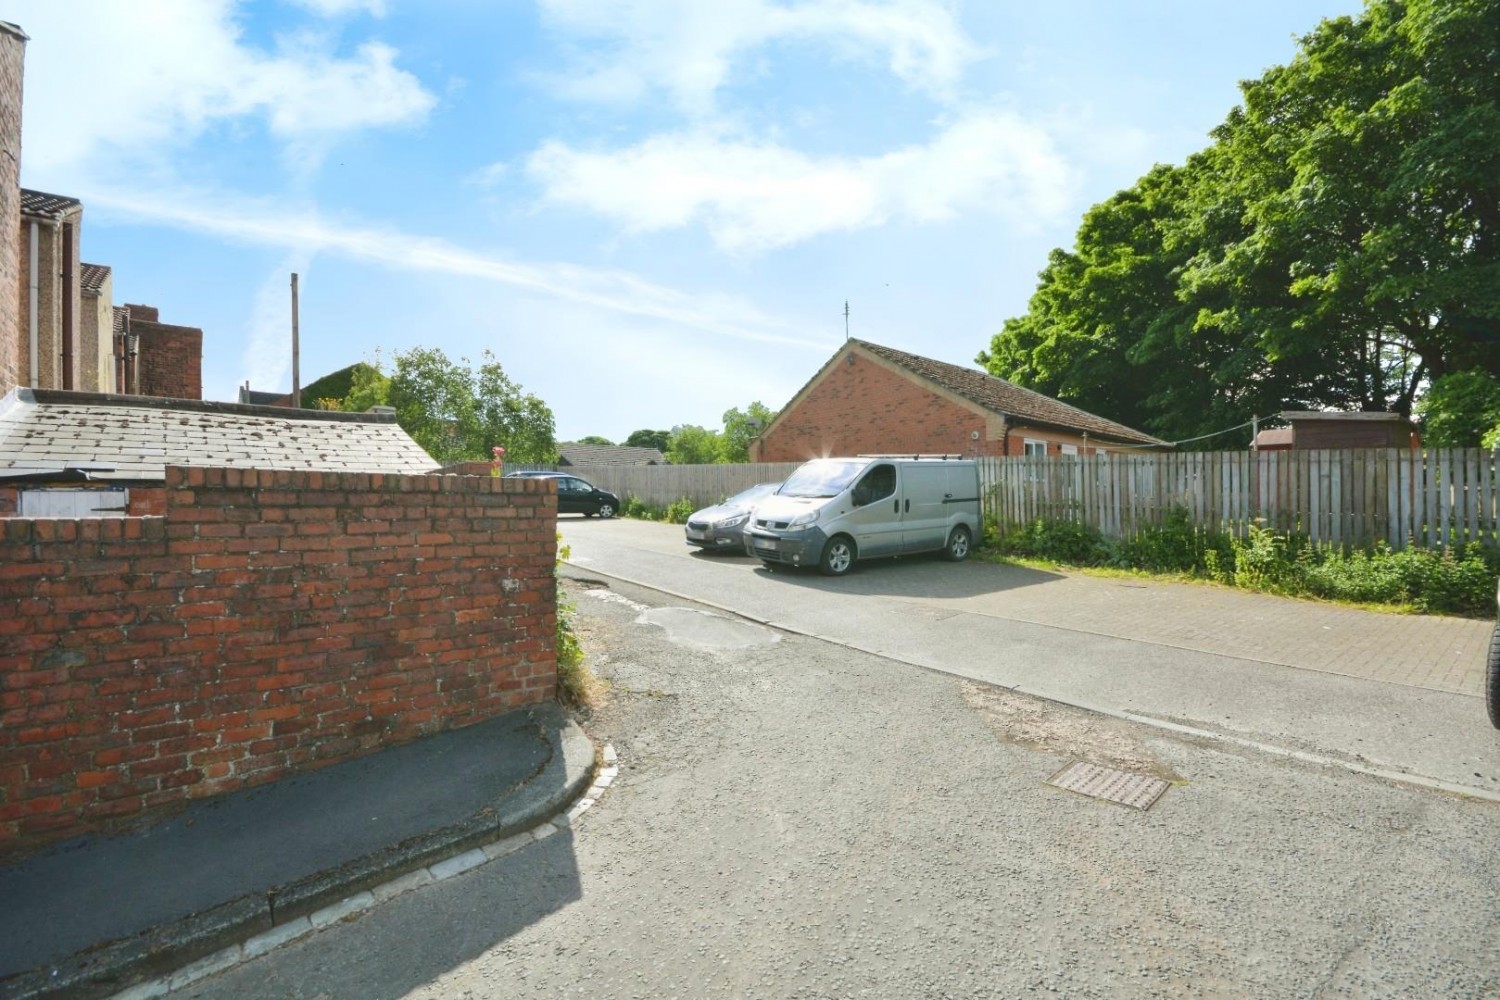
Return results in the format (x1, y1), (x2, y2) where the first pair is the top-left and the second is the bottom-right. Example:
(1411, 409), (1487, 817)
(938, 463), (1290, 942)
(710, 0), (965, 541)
(0, 703), (595, 1000)
(557, 518), (1500, 799)
(167, 573), (1500, 999)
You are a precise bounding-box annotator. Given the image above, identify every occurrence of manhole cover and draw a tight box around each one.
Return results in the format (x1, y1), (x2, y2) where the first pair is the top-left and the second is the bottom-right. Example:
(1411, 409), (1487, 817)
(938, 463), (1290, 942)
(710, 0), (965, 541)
(1047, 761), (1169, 810)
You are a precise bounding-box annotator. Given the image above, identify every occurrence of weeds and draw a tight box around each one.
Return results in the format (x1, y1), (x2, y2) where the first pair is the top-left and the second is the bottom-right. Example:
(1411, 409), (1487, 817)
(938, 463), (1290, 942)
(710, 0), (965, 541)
(987, 509), (1500, 617)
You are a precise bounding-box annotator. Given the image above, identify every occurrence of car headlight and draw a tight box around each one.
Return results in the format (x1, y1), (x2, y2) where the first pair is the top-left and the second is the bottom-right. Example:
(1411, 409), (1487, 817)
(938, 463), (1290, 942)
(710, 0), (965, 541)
(716, 512), (749, 529)
(788, 510), (818, 528)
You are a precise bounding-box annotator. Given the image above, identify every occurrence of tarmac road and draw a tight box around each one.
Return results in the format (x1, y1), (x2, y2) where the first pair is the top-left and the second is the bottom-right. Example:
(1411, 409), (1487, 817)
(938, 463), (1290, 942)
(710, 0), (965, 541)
(559, 517), (1500, 799)
(171, 571), (1500, 999)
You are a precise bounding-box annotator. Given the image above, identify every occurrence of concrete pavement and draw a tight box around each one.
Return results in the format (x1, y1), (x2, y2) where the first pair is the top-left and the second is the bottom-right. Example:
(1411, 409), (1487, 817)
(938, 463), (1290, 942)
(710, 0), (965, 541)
(0, 703), (596, 1000)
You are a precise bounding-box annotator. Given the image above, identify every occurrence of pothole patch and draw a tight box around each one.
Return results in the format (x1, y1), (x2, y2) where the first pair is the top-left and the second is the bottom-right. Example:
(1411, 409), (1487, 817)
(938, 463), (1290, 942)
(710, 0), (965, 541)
(636, 607), (780, 651)
(1047, 760), (1170, 810)
(961, 681), (1182, 783)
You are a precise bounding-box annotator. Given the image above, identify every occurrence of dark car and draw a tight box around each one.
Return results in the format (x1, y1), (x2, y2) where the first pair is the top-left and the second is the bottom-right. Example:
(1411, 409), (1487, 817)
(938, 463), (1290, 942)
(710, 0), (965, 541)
(685, 482), (780, 552)
(505, 471), (620, 518)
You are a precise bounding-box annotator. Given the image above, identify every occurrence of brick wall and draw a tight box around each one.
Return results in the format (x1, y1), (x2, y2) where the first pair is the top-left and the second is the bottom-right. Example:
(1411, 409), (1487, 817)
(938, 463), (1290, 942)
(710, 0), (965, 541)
(0, 486), (167, 518)
(0, 25), (21, 397)
(0, 467), (559, 857)
(756, 352), (1000, 462)
(135, 319), (202, 400)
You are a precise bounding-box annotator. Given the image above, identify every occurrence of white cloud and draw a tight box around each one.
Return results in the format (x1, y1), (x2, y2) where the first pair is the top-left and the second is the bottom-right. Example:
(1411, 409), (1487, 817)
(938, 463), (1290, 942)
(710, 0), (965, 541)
(523, 111), (1075, 253)
(537, 0), (981, 114)
(11, 0), (433, 175)
(80, 185), (831, 352)
(283, 0), (388, 17)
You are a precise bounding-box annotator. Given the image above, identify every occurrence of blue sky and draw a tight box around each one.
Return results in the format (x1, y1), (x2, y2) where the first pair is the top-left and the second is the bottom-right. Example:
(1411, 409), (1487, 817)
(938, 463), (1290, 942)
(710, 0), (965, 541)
(7, 0), (1363, 444)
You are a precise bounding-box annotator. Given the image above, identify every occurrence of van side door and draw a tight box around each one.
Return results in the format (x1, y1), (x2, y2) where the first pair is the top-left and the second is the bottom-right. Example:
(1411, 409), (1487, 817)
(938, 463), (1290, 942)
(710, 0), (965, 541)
(898, 463), (950, 553)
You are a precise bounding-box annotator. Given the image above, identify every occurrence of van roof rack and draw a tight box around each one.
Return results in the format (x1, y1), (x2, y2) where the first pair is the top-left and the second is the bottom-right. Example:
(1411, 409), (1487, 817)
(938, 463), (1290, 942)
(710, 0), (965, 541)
(855, 454), (968, 460)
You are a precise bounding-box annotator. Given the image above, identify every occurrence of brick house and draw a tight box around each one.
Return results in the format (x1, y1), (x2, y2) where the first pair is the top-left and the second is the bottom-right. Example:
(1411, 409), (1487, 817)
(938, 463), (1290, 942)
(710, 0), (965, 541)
(1252, 411), (1420, 451)
(751, 339), (1167, 462)
(17, 188), (82, 391)
(0, 22), (24, 397)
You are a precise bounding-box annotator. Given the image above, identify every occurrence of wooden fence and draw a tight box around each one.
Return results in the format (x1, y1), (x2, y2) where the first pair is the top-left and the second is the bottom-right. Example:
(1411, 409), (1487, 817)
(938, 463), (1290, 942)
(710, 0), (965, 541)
(981, 449), (1500, 551)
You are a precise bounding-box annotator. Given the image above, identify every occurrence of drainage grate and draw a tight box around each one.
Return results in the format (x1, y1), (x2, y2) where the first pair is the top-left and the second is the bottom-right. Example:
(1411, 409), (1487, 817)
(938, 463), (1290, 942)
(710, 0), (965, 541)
(1047, 761), (1170, 810)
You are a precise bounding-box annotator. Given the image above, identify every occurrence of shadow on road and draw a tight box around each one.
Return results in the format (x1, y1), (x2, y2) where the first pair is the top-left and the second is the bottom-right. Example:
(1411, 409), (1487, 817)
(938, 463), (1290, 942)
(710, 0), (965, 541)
(739, 550), (1067, 600)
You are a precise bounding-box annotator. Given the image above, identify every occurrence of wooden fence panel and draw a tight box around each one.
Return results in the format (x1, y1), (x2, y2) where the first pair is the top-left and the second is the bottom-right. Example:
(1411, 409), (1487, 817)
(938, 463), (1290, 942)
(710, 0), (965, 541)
(980, 448), (1500, 553)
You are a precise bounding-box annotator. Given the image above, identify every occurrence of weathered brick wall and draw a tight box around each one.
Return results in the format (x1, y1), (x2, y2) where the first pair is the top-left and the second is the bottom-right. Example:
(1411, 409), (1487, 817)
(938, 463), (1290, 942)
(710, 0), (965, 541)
(757, 352), (1002, 461)
(0, 25), (22, 397)
(135, 320), (202, 400)
(0, 467), (558, 856)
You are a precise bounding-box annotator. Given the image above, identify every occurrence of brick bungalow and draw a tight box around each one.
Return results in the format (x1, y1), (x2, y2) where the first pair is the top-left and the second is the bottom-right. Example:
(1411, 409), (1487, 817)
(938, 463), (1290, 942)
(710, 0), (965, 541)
(751, 339), (1167, 462)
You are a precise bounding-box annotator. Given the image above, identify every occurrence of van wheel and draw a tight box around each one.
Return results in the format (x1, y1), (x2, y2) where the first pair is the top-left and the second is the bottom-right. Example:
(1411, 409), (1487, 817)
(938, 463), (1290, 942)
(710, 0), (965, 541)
(944, 526), (972, 562)
(820, 536), (855, 576)
(1487, 623), (1500, 729)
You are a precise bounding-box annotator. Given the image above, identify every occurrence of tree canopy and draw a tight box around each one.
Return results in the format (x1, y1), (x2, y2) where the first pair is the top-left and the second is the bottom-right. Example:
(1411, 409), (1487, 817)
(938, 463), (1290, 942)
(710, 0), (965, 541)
(658, 402), (778, 464)
(980, 0), (1500, 444)
(341, 347), (557, 465)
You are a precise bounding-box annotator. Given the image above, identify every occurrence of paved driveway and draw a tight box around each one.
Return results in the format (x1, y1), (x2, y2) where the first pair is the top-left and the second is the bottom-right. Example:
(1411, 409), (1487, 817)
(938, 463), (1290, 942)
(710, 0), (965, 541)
(560, 518), (1500, 798)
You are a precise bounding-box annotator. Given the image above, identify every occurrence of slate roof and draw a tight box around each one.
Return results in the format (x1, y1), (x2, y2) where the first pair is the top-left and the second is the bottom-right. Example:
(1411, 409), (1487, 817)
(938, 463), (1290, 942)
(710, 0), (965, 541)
(79, 263), (110, 294)
(20, 188), (82, 219)
(853, 340), (1168, 447)
(558, 443), (667, 466)
(0, 389), (438, 482)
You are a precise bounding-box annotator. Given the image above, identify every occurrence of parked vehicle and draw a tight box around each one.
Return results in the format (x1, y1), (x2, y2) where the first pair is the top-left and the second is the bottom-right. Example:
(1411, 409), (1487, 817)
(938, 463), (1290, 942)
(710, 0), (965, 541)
(1488, 579), (1500, 728)
(685, 482), (781, 552)
(744, 456), (980, 575)
(504, 471), (619, 518)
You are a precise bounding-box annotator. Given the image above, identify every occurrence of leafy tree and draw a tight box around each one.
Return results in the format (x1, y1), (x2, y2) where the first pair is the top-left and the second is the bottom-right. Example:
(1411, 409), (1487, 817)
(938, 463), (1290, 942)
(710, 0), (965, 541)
(339, 347), (557, 465)
(982, 0), (1500, 440)
(665, 424), (721, 465)
(625, 429), (671, 451)
(718, 401), (776, 462)
(300, 363), (378, 408)
(577, 435), (614, 446)
(1416, 371), (1500, 447)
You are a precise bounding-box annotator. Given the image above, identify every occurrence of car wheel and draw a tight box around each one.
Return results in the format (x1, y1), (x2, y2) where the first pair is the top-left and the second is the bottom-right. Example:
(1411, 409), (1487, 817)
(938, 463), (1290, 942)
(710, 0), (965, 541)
(943, 525), (972, 562)
(1487, 623), (1500, 729)
(597, 502), (616, 519)
(820, 536), (855, 576)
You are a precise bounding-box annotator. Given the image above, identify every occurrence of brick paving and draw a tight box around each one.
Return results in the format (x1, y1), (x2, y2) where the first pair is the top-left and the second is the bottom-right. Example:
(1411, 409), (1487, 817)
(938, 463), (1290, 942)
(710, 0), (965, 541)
(922, 574), (1493, 698)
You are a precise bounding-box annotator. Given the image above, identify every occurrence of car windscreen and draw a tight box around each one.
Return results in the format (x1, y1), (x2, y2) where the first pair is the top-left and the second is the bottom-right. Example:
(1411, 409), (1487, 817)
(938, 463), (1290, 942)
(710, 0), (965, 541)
(726, 482), (780, 506)
(777, 460), (866, 498)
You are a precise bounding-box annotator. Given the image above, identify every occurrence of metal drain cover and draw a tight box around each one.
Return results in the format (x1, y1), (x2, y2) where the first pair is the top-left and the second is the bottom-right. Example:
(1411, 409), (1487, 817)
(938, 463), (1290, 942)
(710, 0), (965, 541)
(1047, 761), (1169, 810)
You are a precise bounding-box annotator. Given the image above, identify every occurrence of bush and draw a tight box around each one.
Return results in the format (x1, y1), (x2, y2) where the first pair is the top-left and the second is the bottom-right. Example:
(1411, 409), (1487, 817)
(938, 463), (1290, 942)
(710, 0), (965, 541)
(554, 536), (602, 708)
(984, 515), (1499, 617)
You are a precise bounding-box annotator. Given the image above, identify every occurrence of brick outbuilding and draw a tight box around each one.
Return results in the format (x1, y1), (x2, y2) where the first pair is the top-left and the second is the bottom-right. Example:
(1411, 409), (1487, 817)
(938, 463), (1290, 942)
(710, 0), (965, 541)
(751, 339), (1166, 462)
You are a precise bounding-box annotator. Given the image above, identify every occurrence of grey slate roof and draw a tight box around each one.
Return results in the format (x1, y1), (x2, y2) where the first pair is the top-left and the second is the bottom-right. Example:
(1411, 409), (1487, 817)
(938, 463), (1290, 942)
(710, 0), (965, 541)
(558, 443), (666, 466)
(20, 188), (82, 219)
(80, 263), (110, 294)
(0, 389), (437, 482)
(854, 340), (1168, 447)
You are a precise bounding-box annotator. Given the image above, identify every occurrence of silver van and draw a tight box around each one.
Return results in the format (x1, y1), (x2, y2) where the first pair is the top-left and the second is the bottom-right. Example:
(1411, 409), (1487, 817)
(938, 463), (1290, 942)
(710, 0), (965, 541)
(745, 456), (981, 576)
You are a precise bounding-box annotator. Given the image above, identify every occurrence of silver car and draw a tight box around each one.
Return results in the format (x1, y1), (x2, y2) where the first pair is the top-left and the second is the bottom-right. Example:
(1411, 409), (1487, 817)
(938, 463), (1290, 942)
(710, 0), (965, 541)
(685, 482), (780, 552)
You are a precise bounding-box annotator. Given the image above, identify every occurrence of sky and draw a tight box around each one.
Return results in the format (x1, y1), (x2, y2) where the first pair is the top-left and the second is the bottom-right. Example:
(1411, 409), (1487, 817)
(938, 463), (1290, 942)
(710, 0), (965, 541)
(5, 0), (1366, 444)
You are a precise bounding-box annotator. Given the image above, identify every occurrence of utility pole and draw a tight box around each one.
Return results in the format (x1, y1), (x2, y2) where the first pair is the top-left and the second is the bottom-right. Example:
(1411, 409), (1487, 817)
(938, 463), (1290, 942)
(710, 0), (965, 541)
(291, 273), (301, 409)
(844, 300), (850, 341)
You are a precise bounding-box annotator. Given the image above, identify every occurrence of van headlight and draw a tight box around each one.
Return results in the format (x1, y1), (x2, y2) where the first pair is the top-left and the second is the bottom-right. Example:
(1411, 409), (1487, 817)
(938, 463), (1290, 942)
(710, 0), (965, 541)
(788, 510), (818, 528)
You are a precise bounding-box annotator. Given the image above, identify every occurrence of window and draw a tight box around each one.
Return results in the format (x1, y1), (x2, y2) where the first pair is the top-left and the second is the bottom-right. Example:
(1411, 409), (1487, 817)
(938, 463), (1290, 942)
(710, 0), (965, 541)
(1061, 444), (1078, 456)
(852, 464), (896, 506)
(1023, 439), (1047, 457)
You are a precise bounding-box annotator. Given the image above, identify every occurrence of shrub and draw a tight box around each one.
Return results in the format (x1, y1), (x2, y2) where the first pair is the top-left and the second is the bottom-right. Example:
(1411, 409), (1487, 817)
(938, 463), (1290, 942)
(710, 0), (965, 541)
(1116, 506), (1234, 574)
(554, 536), (602, 708)
(664, 497), (696, 524)
(993, 518), (1109, 565)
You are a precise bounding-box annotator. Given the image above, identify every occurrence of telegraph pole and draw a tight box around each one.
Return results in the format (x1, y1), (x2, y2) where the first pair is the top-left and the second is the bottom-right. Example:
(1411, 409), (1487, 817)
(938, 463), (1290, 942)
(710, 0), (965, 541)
(291, 273), (301, 408)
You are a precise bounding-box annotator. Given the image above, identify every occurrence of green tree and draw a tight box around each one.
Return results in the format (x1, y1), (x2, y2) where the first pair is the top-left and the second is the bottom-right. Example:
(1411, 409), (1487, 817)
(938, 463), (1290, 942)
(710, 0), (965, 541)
(1416, 370), (1500, 447)
(665, 424), (721, 465)
(340, 347), (557, 465)
(625, 429), (671, 451)
(576, 435), (614, 446)
(718, 401), (776, 462)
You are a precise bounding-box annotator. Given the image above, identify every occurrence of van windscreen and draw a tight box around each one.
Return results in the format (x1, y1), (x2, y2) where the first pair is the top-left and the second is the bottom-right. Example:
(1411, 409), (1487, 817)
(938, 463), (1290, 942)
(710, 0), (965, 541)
(779, 459), (867, 498)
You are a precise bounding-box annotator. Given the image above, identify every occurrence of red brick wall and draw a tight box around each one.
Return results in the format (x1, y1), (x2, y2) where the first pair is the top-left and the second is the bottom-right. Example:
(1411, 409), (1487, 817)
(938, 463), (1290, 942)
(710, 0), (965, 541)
(756, 353), (997, 461)
(135, 320), (202, 400)
(0, 486), (169, 518)
(0, 26), (22, 397)
(0, 467), (558, 856)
